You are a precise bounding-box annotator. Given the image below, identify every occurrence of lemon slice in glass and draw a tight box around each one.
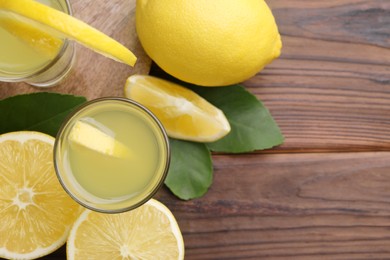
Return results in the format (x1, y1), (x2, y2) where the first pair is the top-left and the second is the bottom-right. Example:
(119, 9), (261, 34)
(68, 119), (132, 158)
(0, 131), (82, 259)
(0, 0), (136, 66)
(124, 75), (231, 142)
(67, 199), (185, 260)
(0, 12), (63, 60)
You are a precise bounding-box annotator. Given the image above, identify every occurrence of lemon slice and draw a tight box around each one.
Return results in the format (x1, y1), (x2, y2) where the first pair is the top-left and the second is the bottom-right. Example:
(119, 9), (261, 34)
(0, 0), (136, 66)
(124, 75), (231, 142)
(0, 131), (82, 259)
(68, 119), (132, 158)
(67, 199), (185, 260)
(0, 12), (62, 59)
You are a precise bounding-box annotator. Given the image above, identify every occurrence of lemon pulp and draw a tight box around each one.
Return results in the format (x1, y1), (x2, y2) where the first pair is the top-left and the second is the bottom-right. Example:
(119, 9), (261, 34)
(0, 131), (81, 259)
(125, 75), (231, 142)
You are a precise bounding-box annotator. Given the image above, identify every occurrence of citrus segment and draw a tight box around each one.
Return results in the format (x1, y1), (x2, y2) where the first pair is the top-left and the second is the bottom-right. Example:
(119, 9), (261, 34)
(124, 75), (231, 142)
(67, 199), (184, 260)
(0, 0), (136, 66)
(0, 131), (82, 259)
(68, 119), (132, 158)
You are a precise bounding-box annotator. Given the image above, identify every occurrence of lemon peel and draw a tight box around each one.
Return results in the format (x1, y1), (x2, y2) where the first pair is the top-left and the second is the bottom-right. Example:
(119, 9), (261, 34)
(136, 0), (281, 86)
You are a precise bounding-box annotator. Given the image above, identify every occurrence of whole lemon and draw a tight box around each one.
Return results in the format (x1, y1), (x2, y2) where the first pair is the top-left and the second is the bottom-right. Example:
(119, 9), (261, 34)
(136, 0), (282, 86)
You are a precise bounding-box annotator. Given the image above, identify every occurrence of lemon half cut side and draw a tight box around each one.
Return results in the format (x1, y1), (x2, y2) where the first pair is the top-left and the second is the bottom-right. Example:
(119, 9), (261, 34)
(136, 0), (281, 86)
(0, 0), (137, 66)
(67, 199), (185, 260)
(0, 131), (82, 259)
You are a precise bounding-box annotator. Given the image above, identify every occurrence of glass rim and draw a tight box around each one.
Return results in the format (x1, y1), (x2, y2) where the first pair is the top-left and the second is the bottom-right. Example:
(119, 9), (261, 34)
(53, 97), (171, 214)
(0, 0), (73, 81)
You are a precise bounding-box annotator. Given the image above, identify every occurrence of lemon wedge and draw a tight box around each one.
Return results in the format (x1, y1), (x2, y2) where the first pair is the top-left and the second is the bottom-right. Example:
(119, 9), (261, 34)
(124, 75), (231, 142)
(0, 131), (82, 259)
(0, 12), (63, 59)
(0, 0), (136, 66)
(68, 119), (132, 158)
(67, 199), (184, 260)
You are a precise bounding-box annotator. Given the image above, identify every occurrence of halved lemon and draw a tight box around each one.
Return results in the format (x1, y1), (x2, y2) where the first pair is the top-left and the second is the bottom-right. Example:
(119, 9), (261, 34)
(0, 131), (82, 259)
(0, 0), (136, 66)
(124, 75), (231, 142)
(67, 199), (185, 260)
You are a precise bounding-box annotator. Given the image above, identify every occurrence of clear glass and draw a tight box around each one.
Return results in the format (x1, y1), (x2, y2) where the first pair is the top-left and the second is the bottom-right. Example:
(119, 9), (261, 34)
(54, 97), (170, 213)
(0, 0), (75, 87)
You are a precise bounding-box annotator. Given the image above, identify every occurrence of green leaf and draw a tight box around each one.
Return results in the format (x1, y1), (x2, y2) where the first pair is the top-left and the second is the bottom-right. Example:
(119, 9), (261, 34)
(189, 84), (284, 153)
(0, 92), (86, 137)
(165, 138), (213, 200)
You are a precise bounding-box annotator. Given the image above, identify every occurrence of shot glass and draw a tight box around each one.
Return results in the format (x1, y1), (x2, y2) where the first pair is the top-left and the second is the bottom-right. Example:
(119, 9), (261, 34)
(0, 0), (75, 87)
(54, 97), (170, 213)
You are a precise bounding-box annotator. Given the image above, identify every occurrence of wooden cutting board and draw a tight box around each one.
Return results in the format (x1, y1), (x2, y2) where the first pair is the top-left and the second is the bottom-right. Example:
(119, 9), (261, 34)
(0, 0), (151, 100)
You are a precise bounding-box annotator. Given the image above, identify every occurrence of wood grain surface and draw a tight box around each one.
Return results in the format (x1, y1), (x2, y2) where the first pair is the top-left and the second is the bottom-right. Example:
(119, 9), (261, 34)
(251, 0), (390, 153)
(1, 0), (390, 259)
(157, 152), (390, 259)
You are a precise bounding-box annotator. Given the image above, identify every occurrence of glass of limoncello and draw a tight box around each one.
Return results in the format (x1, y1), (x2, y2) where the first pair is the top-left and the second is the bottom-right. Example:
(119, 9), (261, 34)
(54, 97), (170, 213)
(0, 0), (74, 87)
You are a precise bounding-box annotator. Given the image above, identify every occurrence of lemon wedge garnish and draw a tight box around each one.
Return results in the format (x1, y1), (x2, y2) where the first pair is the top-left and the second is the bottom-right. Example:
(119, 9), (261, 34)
(125, 75), (231, 142)
(0, 131), (82, 259)
(67, 199), (184, 260)
(0, 0), (136, 66)
(68, 119), (132, 158)
(0, 12), (63, 59)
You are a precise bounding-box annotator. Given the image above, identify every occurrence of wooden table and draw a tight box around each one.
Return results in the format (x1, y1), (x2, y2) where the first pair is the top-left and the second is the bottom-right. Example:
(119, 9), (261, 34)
(1, 0), (390, 259)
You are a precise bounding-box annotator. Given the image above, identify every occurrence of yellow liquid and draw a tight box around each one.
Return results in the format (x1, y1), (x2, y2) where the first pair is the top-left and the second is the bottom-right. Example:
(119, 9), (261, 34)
(0, 0), (64, 77)
(59, 100), (169, 207)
